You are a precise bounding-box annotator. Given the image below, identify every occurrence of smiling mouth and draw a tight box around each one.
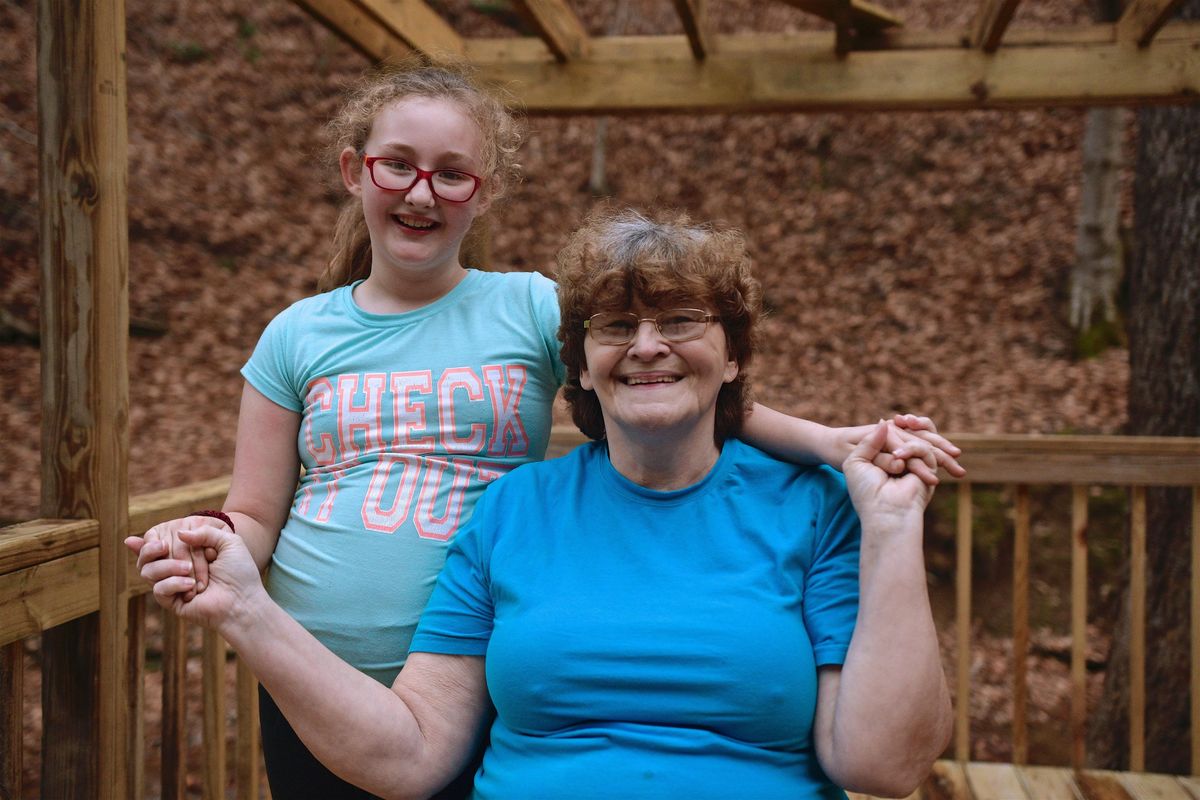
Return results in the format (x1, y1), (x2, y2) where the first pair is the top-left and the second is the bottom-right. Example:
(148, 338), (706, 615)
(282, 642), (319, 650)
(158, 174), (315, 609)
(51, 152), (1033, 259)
(623, 375), (680, 385)
(393, 214), (438, 231)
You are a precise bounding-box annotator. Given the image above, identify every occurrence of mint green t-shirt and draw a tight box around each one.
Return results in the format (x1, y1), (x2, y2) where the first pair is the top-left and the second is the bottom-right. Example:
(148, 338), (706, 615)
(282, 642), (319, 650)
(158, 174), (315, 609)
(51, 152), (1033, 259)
(242, 270), (564, 683)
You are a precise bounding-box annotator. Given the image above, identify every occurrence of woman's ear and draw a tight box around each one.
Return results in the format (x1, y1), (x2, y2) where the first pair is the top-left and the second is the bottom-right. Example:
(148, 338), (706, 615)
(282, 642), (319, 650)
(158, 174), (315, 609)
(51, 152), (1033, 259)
(723, 359), (739, 384)
(340, 147), (363, 196)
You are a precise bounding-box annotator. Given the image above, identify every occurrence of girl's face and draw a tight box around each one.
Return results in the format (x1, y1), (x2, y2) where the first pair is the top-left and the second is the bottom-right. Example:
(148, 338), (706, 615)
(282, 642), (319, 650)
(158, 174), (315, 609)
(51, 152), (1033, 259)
(341, 95), (490, 281)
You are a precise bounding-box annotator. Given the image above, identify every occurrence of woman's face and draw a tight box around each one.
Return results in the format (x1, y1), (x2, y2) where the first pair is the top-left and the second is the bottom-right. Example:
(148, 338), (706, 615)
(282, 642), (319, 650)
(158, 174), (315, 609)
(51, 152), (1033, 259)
(340, 95), (489, 280)
(580, 300), (739, 442)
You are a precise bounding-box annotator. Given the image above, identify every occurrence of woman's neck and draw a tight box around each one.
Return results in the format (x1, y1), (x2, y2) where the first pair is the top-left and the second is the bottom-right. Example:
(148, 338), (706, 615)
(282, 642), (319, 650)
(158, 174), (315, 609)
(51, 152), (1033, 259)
(604, 424), (722, 491)
(353, 264), (467, 314)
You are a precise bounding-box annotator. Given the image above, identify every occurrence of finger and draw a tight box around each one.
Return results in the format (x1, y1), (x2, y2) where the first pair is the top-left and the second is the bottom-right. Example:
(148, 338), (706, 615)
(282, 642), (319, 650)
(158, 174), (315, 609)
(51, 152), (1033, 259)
(871, 451), (905, 475)
(152, 575), (197, 604)
(900, 426), (961, 457)
(125, 536), (146, 556)
(190, 544), (211, 593)
(140, 557), (195, 584)
(892, 413), (936, 433)
(847, 420), (890, 465)
(905, 455), (940, 486)
(178, 526), (234, 550)
(135, 538), (171, 571)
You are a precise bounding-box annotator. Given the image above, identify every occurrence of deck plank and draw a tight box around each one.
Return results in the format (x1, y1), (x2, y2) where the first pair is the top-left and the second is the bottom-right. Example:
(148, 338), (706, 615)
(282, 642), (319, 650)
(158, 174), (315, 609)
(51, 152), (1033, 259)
(1018, 765), (1084, 799)
(966, 762), (1029, 799)
(923, 761), (972, 800)
(1120, 773), (1195, 800)
(1077, 770), (1136, 800)
(1175, 776), (1200, 800)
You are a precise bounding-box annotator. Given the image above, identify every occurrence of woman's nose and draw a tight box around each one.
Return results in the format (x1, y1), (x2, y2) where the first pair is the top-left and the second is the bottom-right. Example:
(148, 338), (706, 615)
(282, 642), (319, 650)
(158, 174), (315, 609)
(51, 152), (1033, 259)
(627, 320), (670, 358)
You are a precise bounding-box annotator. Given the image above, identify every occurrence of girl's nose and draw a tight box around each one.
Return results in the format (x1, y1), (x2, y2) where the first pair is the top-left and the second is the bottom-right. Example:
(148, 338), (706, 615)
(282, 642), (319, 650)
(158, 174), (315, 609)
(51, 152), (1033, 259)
(405, 176), (436, 207)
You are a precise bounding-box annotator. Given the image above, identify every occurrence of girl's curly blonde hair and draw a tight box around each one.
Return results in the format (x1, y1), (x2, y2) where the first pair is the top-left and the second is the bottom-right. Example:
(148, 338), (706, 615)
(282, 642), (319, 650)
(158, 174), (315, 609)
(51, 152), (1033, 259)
(319, 56), (523, 291)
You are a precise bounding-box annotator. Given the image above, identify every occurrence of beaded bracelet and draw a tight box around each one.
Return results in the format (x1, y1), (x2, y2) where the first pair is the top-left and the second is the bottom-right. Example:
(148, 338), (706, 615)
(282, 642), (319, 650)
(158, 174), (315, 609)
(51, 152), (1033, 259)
(190, 509), (236, 533)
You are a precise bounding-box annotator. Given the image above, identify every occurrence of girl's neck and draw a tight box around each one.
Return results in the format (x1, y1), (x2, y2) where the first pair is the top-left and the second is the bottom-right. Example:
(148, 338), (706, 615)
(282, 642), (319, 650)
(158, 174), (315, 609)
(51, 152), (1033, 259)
(353, 263), (467, 314)
(604, 423), (722, 491)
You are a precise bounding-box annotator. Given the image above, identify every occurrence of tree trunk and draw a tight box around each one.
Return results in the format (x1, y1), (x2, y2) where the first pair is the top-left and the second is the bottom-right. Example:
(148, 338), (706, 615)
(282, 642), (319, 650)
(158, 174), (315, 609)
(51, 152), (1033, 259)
(1087, 1), (1200, 773)
(1069, 107), (1125, 331)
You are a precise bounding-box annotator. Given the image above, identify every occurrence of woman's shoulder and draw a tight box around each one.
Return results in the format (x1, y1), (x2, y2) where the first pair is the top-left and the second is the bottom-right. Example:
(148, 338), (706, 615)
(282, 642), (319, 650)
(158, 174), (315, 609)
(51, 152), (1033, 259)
(726, 440), (849, 495)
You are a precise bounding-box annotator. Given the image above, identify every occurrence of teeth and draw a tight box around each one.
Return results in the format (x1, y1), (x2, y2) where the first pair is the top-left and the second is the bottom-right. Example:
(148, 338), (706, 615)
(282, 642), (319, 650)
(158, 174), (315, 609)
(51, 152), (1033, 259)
(396, 216), (435, 229)
(626, 376), (679, 385)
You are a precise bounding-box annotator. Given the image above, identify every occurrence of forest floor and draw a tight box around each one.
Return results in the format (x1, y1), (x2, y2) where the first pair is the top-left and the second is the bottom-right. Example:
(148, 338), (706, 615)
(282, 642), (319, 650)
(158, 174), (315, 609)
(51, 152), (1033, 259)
(1, 0), (1137, 795)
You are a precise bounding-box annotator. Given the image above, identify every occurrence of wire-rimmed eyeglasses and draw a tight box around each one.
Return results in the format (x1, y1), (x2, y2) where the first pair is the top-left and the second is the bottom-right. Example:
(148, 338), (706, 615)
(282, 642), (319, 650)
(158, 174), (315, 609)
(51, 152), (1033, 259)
(584, 309), (720, 346)
(363, 156), (483, 203)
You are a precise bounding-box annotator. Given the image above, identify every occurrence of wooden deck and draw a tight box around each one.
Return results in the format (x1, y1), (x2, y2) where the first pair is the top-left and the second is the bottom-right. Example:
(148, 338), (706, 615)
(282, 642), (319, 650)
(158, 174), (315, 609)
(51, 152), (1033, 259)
(848, 761), (1200, 800)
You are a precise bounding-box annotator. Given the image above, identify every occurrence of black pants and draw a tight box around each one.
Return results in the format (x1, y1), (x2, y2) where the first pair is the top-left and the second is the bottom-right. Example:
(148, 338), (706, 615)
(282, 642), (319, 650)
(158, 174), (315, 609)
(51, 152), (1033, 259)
(258, 685), (479, 799)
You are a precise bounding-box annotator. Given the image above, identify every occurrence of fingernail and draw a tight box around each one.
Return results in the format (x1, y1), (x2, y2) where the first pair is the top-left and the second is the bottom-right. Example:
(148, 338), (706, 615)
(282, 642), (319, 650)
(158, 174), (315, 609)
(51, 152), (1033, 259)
(195, 582), (206, 592)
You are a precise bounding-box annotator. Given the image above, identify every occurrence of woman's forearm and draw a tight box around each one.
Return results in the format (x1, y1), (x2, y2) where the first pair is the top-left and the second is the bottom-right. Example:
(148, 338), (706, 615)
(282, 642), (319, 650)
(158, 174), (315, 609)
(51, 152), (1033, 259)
(832, 521), (953, 795)
(221, 593), (483, 799)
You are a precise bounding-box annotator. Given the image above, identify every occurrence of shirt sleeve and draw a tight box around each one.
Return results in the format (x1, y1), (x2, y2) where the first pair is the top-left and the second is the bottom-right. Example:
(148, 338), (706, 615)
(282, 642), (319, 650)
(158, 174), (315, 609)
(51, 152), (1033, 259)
(408, 489), (498, 657)
(803, 468), (862, 667)
(240, 306), (303, 412)
(529, 272), (566, 386)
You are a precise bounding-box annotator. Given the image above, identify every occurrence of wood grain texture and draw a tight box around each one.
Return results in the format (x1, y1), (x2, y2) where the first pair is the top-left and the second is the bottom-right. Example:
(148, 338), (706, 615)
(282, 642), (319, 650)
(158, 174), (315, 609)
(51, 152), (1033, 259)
(671, 0), (713, 59)
(955, 482), (973, 762)
(291, 0), (412, 61)
(511, 0), (590, 61)
(235, 657), (260, 800)
(0, 518), (98, 575)
(161, 612), (188, 800)
(1011, 486), (1030, 764)
(353, 0), (463, 57)
(1117, 0), (1187, 46)
(1071, 484), (1090, 769)
(1130, 486), (1147, 772)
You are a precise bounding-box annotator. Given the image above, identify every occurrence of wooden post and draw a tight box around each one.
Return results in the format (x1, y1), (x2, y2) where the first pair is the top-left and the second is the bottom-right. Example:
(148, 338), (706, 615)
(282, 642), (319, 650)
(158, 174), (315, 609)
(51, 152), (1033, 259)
(1130, 486), (1147, 771)
(1012, 485), (1031, 765)
(955, 482), (973, 761)
(36, 0), (134, 798)
(1070, 485), (1089, 769)
(0, 643), (21, 799)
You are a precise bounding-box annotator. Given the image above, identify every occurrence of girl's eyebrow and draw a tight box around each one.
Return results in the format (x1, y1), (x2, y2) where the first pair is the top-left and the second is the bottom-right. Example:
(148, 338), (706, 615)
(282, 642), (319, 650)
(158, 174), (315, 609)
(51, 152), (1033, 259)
(375, 143), (477, 167)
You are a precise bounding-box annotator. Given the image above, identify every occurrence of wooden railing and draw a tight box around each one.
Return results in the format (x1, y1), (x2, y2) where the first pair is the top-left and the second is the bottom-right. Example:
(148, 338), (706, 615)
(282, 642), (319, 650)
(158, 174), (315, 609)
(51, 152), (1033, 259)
(2, 432), (1198, 798)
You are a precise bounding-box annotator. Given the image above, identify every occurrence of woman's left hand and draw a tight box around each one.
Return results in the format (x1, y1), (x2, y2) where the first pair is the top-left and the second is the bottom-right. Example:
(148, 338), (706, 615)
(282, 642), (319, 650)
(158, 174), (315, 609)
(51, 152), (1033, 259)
(843, 421), (936, 528)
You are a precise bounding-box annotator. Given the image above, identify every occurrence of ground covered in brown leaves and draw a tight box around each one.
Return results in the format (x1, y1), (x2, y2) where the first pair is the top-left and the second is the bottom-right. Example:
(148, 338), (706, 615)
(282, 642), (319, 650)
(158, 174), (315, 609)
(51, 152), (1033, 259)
(2, 0), (1132, 795)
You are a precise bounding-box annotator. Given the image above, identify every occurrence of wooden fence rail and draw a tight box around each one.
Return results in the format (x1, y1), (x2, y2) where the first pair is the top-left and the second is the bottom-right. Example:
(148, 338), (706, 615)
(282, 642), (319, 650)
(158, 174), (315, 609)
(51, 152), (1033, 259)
(1, 432), (1198, 798)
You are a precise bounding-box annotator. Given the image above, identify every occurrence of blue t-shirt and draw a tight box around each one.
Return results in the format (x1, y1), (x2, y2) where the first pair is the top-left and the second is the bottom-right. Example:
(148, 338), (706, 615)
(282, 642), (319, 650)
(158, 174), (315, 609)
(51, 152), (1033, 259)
(411, 439), (860, 800)
(241, 270), (564, 684)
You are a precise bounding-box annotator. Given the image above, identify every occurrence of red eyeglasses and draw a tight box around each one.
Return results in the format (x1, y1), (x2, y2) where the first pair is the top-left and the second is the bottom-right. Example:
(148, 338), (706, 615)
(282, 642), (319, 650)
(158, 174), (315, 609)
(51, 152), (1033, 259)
(363, 156), (483, 203)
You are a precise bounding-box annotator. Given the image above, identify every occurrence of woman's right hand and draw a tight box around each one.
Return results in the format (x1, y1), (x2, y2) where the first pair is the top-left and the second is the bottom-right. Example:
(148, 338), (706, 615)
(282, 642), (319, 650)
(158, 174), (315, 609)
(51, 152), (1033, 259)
(125, 526), (265, 631)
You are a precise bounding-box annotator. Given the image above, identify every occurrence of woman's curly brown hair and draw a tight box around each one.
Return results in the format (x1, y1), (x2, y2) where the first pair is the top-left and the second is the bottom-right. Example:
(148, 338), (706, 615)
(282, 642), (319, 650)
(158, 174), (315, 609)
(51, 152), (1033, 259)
(556, 207), (762, 444)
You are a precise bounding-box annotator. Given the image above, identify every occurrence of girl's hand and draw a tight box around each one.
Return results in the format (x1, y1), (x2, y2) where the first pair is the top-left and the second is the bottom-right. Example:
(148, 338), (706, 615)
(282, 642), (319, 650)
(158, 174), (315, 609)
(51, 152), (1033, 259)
(885, 414), (965, 483)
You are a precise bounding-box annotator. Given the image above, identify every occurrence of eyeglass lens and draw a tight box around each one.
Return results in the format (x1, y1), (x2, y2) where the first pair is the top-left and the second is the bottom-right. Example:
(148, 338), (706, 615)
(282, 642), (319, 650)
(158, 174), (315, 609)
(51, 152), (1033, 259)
(587, 310), (712, 344)
(369, 158), (478, 202)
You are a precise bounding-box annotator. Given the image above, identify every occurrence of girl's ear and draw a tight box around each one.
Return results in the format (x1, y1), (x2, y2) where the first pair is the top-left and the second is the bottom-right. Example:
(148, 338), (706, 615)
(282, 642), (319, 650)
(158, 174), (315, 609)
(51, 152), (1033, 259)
(340, 147), (363, 196)
(474, 180), (495, 215)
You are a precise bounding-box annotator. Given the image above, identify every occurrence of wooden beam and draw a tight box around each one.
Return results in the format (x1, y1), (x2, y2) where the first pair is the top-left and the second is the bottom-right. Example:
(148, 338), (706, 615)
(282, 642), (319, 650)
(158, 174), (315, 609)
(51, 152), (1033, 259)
(291, 0), (412, 61)
(0, 519), (98, 576)
(671, 0), (714, 59)
(1117, 0), (1185, 47)
(511, 0), (591, 62)
(353, 0), (465, 58)
(466, 28), (1200, 113)
(971, 0), (1022, 52)
(774, 0), (902, 33)
(37, 0), (134, 796)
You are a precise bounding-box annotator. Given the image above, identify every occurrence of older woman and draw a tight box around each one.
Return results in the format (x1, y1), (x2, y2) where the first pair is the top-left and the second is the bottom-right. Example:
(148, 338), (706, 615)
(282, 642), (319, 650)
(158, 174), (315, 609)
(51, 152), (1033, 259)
(130, 208), (952, 800)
